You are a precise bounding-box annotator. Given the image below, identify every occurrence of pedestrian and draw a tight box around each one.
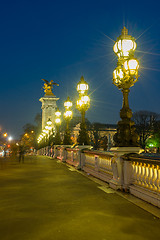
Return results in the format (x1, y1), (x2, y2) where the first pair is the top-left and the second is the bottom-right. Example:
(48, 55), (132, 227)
(19, 144), (25, 163)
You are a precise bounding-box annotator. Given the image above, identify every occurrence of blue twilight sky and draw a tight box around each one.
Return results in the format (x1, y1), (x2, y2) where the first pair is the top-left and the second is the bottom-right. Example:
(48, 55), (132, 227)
(0, 0), (160, 138)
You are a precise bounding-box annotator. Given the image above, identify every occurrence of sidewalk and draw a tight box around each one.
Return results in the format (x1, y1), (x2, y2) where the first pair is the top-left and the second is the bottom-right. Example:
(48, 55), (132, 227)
(0, 155), (159, 240)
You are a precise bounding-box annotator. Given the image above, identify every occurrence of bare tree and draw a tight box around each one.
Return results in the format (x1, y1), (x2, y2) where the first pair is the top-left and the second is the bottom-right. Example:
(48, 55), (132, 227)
(132, 111), (159, 148)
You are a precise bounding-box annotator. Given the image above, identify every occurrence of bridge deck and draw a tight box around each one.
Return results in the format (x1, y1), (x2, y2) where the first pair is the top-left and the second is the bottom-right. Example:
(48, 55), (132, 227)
(0, 155), (159, 240)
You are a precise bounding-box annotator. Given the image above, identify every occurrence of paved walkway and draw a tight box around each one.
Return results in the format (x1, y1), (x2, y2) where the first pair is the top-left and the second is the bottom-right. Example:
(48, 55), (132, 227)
(0, 155), (159, 240)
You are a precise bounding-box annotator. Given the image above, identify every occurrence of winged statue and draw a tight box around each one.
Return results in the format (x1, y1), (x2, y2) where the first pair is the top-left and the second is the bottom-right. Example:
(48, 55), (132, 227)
(42, 79), (59, 96)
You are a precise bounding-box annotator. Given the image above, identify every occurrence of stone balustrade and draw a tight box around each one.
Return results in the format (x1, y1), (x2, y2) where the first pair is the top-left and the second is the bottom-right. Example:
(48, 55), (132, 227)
(38, 146), (160, 208)
(82, 150), (113, 182)
(123, 154), (160, 207)
(65, 148), (80, 168)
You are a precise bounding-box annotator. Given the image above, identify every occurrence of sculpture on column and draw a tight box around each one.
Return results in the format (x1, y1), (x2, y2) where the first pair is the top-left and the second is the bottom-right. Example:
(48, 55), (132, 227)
(42, 79), (59, 96)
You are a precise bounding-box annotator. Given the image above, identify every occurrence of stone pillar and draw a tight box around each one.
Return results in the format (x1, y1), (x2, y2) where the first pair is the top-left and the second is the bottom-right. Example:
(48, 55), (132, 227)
(109, 147), (142, 190)
(39, 95), (59, 130)
(54, 145), (58, 158)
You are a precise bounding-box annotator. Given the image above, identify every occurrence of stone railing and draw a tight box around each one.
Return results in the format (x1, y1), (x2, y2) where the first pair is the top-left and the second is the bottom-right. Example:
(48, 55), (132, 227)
(82, 150), (113, 182)
(65, 147), (81, 168)
(123, 154), (160, 207)
(54, 145), (113, 181)
(54, 145), (72, 163)
(39, 145), (160, 208)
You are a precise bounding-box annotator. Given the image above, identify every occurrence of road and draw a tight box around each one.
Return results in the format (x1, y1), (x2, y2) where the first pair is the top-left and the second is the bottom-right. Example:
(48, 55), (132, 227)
(0, 155), (159, 240)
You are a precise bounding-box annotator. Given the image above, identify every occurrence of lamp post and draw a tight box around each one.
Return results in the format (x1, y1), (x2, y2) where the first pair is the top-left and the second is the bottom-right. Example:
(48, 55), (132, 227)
(40, 130), (47, 154)
(37, 134), (43, 148)
(42, 129), (48, 146)
(113, 27), (139, 147)
(63, 97), (72, 145)
(45, 118), (53, 146)
(44, 118), (53, 155)
(55, 108), (61, 145)
(76, 76), (90, 145)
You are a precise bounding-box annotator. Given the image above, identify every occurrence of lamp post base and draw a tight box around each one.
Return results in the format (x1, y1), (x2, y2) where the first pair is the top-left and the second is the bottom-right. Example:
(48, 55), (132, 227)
(63, 129), (72, 145)
(114, 118), (139, 147)
(77, 122), (90, 145)
(114, 89), (139, 147)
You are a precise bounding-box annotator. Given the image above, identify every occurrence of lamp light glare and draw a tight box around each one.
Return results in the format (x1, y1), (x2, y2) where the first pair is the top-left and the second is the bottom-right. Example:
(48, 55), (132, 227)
(47, 119), (52, 126)
(113, 27), (136, 58)
(8, 136), (13, 141)
(113, 68), (124, 80)
(45, 125), (52, 130)
(77, 76), (89, 94)
(77, 95), (90, 109)
(55, 118), (61, 124)
(77, 83), (88, 94)
(124, 59), (139, 75)
(64, 97), (72, 109)
(77, 99), (83, 107)
(64, 110), (72, 118)
(55, 110), (61, 117)
(81, 95), (90, 103)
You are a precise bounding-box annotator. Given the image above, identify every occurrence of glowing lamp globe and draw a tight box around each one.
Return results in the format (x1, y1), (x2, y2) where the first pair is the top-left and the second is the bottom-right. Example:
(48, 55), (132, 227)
(77, 95), (90, 110)
(64, 96), (72, 109)
(77, 99), (83, 107)
(55, 118), (61, 124)
(45, 125), (52, 131)
(77, 76), (89, 94)
(113, 66), (124, 85)
(64, 110), (72, 118)
(44, 129), (49, 134)
(55, 108), (61, 118)
(81, 95), (90, 105)
(113, 27), (136, 58)
(124, 58), (139, 75)
(47, 118), (52, 126)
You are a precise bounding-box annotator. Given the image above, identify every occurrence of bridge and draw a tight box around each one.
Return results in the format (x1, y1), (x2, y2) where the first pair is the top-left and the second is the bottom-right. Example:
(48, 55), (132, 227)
(0, 155), (159, 240)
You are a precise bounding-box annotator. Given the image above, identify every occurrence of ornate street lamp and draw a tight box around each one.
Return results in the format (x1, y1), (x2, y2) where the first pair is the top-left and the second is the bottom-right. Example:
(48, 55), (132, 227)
(37, 134), (43, 144)
(76, 76), (90, 145)
(113, 27), (139, 146)
(63, 97), (72, 145)
(44, 118), (53, 146)
(42, 129), (48, 145)
(77, 76), (89, 95)
(45, 119), (52, 133)
(46, 118), (52, 127)
(55, 108), (61, 120)
(55, 108), (61, 145)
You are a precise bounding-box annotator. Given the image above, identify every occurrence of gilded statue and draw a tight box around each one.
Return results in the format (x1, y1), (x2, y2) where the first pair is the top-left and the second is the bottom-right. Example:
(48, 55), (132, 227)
(42, 79), (59, 96)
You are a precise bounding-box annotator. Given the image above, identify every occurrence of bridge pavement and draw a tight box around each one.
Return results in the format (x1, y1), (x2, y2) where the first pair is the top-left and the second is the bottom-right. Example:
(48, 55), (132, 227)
(0, 155), (159, 240)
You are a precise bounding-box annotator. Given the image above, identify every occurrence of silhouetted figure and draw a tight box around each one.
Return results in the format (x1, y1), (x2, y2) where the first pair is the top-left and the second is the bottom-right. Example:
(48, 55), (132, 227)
(19, 144), (25, 163)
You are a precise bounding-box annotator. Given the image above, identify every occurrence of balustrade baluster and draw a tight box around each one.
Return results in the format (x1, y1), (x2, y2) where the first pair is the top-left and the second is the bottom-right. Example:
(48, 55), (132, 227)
(137, 163), (142, 185)
(152, 165), (157, 191)
(134, 162), (139, 184)
(156, 166), (160, 191)
(139, 163), (144, 185)
(141, 163), (146, 186)
(132, 162), (136, 182)
(148, 164), (153, 189)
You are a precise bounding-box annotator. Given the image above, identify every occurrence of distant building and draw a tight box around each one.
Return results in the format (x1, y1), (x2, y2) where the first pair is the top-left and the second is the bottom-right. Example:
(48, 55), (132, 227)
(71, 122), (117, 148)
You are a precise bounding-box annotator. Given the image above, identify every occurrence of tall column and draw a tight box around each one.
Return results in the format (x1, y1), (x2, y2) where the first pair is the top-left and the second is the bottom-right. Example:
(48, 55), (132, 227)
(39, 95), (59, 130)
